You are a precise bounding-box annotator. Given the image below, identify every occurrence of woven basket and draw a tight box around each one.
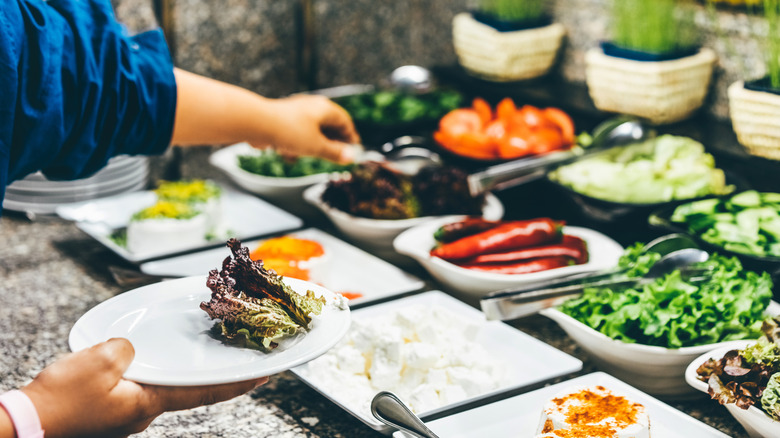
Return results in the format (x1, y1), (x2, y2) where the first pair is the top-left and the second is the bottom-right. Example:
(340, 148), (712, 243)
(585, 47), (717, 124)
(452, 12), (565, 82)
(729, 81), (780, 160)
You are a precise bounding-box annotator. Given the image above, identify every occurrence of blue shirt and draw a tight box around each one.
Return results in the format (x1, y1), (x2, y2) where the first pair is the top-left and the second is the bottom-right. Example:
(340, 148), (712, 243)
(0, 0), (177, 209)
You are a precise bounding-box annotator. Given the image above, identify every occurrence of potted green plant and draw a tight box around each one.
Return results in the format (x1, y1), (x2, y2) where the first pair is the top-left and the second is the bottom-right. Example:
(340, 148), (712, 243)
(452, 0), (566, 82)
(728, 0), (780, 160)
(585, 0), (717, 124)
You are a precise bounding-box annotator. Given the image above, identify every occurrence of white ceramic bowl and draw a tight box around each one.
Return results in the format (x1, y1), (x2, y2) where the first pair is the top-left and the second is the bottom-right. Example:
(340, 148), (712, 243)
(686, 340), (780, 438)
(393, 217), (624, 296)
(541, 301), (780, 398)
(209, 143), (335, 202)
(303, 182), (504, 253)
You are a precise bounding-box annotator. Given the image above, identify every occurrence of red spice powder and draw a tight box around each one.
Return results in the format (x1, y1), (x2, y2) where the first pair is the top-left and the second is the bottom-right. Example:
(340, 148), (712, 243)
(541, 386), (642, 438)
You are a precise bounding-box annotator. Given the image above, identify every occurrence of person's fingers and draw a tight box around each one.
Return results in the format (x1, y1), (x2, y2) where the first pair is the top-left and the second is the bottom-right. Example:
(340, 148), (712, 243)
(146, 377), (268, 412)
(317, 139), (358, 164)
(321, 110), (361, 144)
(89, 338), (136, 380)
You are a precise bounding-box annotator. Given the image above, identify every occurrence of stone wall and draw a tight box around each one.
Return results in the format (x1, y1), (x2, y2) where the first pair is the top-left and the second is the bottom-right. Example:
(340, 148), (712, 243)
(111, 0), (773, 122)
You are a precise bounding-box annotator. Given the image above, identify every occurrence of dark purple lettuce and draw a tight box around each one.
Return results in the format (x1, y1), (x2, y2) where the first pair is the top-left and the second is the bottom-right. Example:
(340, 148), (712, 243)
(200, 239), (326, 351)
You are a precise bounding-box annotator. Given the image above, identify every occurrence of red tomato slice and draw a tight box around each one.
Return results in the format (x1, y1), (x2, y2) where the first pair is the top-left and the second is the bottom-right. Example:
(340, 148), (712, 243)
(472, 98), (493, 126)
(527, 128), (564, 154)
(485, 119), (507, 141)
(543, 107), (576, 145)
(518, 105), (556, 130)
(497, 134), (532, 159)
(438, 108), (483, 137)
(496, 98), (518, 122)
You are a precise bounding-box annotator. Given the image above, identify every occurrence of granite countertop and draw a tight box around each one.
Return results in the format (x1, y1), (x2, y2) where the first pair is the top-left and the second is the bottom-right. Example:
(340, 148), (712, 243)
(0, 169), (753, 438)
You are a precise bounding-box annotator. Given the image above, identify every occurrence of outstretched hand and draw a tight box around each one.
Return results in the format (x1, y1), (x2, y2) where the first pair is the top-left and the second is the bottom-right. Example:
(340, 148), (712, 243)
(20, 338), (266, 438)
(254, 94), (362, 164)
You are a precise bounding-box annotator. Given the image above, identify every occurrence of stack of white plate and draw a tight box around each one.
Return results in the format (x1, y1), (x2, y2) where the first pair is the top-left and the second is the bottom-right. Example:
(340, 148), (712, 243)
(4, 155), (149, 215)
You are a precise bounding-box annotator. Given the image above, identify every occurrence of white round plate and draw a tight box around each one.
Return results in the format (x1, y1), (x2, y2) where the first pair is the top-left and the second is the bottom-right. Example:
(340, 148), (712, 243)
(209, 143), (334, 200)
(69, 276), (350, 386)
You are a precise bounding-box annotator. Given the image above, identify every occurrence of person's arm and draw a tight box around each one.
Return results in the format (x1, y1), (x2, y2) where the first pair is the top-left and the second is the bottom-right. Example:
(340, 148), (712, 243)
(171, 68), (361, 163)
(1, 338), (265, 438)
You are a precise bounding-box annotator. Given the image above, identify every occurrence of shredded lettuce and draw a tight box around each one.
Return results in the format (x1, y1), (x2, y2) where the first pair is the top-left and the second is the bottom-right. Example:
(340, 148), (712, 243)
(560, 247), (773, 348)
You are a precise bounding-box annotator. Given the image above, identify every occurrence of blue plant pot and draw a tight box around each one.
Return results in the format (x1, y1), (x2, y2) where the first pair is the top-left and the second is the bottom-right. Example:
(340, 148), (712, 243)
(470, 10), (551, 32)
(600, 41), (699, 62)
(744, 76), (780, 96)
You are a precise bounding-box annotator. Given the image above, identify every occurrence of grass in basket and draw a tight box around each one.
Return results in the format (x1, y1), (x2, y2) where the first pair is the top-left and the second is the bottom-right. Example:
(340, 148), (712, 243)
(705, 0), (780, 88)
(766, 0), (780, 88)
(611, 0), (699, 54)
(477, 0), (546, 22)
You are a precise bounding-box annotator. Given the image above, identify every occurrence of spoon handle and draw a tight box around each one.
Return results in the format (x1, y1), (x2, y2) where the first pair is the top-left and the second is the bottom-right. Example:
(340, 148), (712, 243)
(371, 392), (440, 438)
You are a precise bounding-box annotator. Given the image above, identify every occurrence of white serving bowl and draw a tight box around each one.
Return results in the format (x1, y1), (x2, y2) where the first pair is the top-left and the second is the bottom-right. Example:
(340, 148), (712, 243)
(210, 143), (335, 203)
(303, 182), (504, 254)
(393, 217), (624, 296)
(541, 301), (780, 398)
(686, 340), (780, 438)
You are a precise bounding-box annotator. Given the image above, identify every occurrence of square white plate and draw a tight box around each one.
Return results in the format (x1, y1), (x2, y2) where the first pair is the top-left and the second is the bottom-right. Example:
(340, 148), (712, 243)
(56, 189), (303, 263)
(139, 228), (425, 306)
(291, 290), (583, 434)
(393, 371), (731, 438)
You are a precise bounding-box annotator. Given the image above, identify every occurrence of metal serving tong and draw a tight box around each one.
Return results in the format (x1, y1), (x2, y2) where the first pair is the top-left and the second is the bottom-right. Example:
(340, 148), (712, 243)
(466, 116), (652, 196)
(479, 234), (710, 321)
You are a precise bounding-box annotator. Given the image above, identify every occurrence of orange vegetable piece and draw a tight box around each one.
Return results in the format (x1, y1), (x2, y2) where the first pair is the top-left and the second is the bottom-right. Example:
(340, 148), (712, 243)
(518, 105), (556, 130)
(472, 97), (493, 126)
(543, 107), (576, 145)
(438, 108), (483, 136)
(497, 134), (532, 159)
(259, 258), (310, 281)
(527, 128), (564, 155)
(250, 236), (324, 262)
(339, 292), (364, 300)
(496, 98), (518, 122)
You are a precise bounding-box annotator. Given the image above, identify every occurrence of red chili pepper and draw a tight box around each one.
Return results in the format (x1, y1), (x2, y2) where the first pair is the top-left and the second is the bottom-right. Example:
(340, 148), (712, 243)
(458, 256), (573, 275)
(466, 234), (589, 265)
(433, 217), (500, 243)
(430, 218), (563, 261)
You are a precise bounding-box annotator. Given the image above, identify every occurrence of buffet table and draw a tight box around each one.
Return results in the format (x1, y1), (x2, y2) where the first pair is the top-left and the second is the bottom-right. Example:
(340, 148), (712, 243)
(0, 159), (755, 437)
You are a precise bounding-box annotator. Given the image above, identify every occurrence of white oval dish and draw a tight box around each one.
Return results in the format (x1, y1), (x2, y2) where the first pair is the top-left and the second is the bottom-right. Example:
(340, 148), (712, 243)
(686, 340), (780, 438)
(392, 216), (623, 296)
(209, 143), (335, 201)
(541, 301), (780, 398)
(304, 182), (504, 252)
(69, 276), (350, 386)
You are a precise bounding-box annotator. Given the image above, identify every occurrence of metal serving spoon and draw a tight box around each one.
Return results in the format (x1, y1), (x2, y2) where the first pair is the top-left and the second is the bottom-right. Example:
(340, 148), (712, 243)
(389, 65), (434, 94)
(371, 391), (440, 438)
(480, 246), (710, 321)
(466, 116), (653, 196)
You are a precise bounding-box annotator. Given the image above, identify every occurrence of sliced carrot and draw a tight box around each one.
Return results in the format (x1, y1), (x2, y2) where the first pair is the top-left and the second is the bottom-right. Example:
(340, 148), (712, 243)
(472, 97), (493, 126)
(543, 107), (576, 145)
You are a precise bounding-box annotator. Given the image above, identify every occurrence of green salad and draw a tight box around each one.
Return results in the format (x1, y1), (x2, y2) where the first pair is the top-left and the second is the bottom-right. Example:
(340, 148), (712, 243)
(334, 89), (463, 125)
(237, 150), (352, 178)
(549, 135), (734, 204)
(671, 190), (780, 258)
(559, 243), (773, 348)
